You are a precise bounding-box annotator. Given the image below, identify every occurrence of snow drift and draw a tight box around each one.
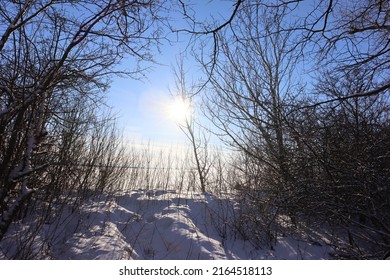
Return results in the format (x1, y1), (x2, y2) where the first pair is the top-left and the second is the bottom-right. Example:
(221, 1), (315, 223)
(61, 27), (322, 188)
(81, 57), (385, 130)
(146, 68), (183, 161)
(0, 189), (333, 259)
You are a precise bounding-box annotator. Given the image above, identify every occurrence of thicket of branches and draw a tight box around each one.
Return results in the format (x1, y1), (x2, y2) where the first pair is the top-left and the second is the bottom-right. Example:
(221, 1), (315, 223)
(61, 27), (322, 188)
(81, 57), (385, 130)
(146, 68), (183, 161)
(1, 0), (389, 260)
(196, 0), (390, 259)
(0, 0), (166, 256)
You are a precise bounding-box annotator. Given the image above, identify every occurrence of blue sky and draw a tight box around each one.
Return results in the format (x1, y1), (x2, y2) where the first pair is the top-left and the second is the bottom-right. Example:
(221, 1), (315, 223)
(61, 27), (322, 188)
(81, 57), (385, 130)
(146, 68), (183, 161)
(105, 1), (235, 147)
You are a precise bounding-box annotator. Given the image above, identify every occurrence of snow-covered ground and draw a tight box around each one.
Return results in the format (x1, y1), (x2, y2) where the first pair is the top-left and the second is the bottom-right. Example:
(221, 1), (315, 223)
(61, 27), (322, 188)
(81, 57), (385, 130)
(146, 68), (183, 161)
(0, 189), (333, 259)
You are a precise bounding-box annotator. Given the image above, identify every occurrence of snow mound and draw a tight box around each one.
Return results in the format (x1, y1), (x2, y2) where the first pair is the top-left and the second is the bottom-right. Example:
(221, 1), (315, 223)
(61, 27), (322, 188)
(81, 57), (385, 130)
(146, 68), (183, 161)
(0, 190), (333, 259)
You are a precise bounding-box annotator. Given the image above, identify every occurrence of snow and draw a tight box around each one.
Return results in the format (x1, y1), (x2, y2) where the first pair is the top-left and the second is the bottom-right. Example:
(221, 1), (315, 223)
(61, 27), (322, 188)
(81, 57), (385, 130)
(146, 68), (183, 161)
(0, 189), (333, 260)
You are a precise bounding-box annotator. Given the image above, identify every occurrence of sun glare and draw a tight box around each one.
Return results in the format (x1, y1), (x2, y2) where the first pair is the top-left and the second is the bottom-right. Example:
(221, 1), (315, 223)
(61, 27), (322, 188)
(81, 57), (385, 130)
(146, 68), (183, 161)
(167, 97), (192, 125)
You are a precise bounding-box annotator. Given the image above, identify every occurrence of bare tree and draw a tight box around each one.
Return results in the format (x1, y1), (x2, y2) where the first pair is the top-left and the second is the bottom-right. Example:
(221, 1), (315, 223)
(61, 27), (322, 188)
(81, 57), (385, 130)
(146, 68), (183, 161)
(194, 3), (305, 247)
(200, 3), (301, 189)
(171, 57), (211, 193)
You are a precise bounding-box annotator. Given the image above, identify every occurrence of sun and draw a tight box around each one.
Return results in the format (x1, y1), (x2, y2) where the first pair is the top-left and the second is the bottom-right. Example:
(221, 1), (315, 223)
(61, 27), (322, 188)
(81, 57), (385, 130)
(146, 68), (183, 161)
(166, 97), (192, 125)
